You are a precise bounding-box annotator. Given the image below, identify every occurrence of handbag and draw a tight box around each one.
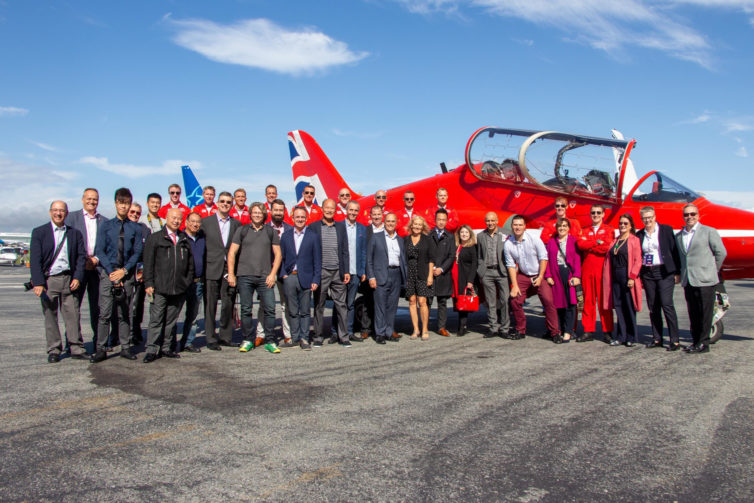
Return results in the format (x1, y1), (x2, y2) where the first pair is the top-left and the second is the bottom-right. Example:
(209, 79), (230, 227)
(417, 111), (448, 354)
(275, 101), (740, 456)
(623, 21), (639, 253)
(557, 239), (584, 313)
(455, 287), (479, 312)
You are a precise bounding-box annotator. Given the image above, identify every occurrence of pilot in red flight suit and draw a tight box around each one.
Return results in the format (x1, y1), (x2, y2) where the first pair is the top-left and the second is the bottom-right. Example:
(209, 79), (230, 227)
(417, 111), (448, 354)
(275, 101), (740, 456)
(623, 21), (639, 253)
(540, 196), (582, 242)
(229, 188), (251, 225)
(396, 190), (416, 237)
(424, 187), (459, 233)
(577, 203), (614, 342)
(192, 186), (217, 217)
(295, 184), (322, 225)
(158, 183), (191, 230)
(334, 188), (351, 222)
(263, 184), (290, 224)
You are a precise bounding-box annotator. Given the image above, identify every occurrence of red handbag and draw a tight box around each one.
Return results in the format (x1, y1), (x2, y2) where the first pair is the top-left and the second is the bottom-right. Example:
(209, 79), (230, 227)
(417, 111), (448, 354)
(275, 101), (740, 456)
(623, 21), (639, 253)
(455, 287), (479, 312)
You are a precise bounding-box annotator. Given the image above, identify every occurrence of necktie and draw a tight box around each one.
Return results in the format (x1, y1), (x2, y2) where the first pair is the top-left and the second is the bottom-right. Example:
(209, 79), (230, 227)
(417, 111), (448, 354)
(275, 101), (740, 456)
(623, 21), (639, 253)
(117, 219), (125, 267)
(170, 232), (177, 245)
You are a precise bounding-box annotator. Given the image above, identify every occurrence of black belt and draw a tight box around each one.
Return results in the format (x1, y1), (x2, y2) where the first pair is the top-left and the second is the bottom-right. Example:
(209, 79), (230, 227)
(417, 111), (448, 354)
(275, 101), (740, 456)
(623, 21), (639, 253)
(49, 270), (71, 277)
(487, 265), (497, 269)
(388, 265), (400, 269)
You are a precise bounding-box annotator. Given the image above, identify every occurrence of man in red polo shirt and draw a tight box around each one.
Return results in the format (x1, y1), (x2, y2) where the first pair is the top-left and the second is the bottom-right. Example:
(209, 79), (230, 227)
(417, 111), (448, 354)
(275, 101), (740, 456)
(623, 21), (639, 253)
(295, 184), (322, 225)
(264, 184), (290, 224)
(192, 186), (217, 217)
(424, 187), (459, 232)
(334, 188), (351, 221)
(158, 183), (191, 229)
(396, 190), (416, 237)
(229, 188), (251, 225)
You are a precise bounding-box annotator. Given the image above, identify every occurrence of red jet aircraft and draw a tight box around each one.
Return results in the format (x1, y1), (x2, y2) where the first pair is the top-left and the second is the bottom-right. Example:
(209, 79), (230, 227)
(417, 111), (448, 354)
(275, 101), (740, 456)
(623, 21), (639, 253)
(288, 127), (754, 279)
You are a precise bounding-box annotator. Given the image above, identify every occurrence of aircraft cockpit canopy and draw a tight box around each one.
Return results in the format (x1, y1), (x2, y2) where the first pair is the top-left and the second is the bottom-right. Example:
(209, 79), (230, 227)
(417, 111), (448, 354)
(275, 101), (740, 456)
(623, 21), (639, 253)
(629, 171), (700, 203)
(466, 127), (634, 200)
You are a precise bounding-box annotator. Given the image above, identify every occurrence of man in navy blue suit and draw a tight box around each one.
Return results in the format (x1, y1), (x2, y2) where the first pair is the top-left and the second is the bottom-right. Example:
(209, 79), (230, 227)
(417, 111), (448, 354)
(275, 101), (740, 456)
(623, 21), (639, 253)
(30, 201), (87, 362)
(367, 212), (407, 344)
(280, 207), (321, 350)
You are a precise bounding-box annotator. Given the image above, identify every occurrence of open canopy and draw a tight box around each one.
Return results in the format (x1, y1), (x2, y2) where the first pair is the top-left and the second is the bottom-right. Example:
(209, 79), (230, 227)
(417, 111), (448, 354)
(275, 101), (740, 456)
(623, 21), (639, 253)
(465, 127), (637, 202)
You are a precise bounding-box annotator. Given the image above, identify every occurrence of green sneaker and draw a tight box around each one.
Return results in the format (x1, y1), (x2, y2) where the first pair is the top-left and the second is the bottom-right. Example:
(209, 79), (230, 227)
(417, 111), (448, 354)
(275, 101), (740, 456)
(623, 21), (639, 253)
(239, 340), (253, 352)
(264, 342), (280, 354)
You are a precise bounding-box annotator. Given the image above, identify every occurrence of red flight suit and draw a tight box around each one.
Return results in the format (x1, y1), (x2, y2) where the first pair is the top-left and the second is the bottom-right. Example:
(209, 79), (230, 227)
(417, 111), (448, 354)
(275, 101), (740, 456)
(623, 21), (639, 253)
(540, 217), (582, 242)
(333, 204), (347, 222)
(424, 204), (459, 233)
(577, 223), (615, 334)
(229, 205), (251, 225)
(264, 201), (291, 224)
(192, 202), (217, 218)
(158, 202), (191, 230)
(295, 202), (322, 225)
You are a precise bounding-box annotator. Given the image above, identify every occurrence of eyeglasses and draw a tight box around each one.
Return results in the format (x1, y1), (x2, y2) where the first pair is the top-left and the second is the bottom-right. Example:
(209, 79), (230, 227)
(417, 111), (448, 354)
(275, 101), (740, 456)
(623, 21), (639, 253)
(404, 197), (414, 201)
(128, 210), (141, 215)
(303, 191), (314, 195)
(218, 199), (232, 204)
(169, 191), (181, 195)
(683, 212), (698, 217)
(591, 211), (603, 215)
(554, 204), (566, 208)
(339, 193), (350, 197)
(619, 222), (630, 226)
(375, 195), (386, 200)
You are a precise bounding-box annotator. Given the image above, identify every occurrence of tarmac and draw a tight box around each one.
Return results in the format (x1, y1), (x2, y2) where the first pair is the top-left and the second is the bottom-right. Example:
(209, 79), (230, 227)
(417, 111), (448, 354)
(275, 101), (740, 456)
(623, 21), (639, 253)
(1, 266), (753, 502)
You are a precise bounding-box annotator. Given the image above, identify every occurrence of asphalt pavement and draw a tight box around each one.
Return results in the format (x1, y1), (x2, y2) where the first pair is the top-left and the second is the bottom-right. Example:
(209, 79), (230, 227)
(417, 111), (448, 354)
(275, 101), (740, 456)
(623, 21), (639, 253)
(1, 266), (752, 502)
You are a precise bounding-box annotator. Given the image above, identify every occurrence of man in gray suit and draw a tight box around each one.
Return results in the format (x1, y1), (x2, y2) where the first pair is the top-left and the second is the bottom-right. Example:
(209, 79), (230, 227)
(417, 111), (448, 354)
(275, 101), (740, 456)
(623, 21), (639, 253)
(676, 203), (727, 353)
(476, 212), (510, 338)
(65, 188), (108, 347)
(200, 191), (241, 350)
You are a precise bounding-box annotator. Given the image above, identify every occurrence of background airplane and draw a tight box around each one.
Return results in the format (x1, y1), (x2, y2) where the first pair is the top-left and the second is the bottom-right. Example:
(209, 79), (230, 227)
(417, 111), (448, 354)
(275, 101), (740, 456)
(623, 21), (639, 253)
(288, 128), (754, 280)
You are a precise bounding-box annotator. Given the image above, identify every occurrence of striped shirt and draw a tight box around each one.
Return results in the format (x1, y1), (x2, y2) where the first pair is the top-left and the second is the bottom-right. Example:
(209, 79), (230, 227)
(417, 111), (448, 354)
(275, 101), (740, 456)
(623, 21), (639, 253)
(321, 224), (339, 270)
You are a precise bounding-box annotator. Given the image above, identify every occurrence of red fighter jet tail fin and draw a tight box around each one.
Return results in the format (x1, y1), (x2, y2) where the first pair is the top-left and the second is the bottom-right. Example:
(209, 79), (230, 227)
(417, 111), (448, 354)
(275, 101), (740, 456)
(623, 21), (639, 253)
(288, 130), (358, 205)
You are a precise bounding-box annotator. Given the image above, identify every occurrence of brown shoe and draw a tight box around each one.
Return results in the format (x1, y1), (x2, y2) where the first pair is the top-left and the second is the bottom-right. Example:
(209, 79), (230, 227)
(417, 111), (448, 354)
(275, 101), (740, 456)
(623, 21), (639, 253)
(437, 328), (450, 337)
(361, 332), (370, 339)
(254, 336), (265, 347)
(391, 332), (402, 339)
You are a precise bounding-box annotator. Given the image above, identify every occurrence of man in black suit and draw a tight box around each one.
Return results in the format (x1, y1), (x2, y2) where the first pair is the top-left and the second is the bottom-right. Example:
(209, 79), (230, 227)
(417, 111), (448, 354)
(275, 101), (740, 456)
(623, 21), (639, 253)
(309, 198), (351, 347)
(429, 209), (455, 336)
(358, 205), (384, 339)
(30, 201), (88, 362)
(65, 188), (107, 347)
(200, 191), (241, 350)
(367, 212), (407, 344)
(637, 206), (682, 350)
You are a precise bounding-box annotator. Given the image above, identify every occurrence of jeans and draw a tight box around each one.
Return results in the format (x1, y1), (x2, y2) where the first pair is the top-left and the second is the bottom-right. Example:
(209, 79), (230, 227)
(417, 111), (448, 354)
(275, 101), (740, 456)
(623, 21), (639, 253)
(238, 275), (275, 342)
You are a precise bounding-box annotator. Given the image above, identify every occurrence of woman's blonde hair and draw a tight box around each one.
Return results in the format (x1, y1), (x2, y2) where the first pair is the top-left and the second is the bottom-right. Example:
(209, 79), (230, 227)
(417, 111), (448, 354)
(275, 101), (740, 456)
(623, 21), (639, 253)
(455, 225), (477, 247)
(409, 215), (430, 235)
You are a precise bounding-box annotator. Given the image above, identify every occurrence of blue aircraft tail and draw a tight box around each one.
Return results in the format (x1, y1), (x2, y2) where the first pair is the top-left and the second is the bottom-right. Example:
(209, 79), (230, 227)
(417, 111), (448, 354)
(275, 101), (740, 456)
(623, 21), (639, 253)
(182, 165), (203, 208)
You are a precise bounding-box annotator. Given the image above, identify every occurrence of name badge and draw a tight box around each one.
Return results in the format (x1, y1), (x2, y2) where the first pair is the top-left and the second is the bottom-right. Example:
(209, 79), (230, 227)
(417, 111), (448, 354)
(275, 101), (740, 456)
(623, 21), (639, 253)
(643, 254), (654, 266)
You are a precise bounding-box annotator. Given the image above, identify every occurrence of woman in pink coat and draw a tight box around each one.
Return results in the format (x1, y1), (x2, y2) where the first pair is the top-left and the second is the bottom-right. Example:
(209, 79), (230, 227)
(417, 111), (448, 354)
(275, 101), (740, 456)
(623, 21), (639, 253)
(602, 214), (643, 346)
(544, 218), (582, 343)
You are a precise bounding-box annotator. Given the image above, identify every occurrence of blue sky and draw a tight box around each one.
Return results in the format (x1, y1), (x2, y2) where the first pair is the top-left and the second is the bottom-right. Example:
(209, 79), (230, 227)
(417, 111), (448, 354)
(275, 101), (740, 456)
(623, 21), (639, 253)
(1, 0), (753, 231)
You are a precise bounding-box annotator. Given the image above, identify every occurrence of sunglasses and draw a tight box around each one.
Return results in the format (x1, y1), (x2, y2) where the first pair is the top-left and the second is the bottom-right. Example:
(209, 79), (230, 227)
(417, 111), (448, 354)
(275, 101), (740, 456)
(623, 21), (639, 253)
(404, 197), (414, 201)
(619, 222), (630, 226)
(554, 204), (566, 208)
(169, 191), (181, 195)
(376, 195), (386, 199)
(683, 212), (697, 217)
(304, 191), (314, 195)
(591, 211), (603, 215)
(219, 199), (232, 204)
(339, 193), (350, 197)
(128, 211), (141, 215)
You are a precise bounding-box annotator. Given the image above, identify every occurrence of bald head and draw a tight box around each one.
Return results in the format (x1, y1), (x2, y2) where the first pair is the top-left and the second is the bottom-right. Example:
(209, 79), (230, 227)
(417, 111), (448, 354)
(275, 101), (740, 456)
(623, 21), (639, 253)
(50, 200), (68, 226)
(166, 208), (183, 232)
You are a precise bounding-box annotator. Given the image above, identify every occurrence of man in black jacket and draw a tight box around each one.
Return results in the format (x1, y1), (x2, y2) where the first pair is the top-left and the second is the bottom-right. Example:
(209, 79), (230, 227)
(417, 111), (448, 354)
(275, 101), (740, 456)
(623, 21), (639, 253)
(142, 208), (195, 362)
(429, 209), (455, 336)
(637, 206), (682, 350)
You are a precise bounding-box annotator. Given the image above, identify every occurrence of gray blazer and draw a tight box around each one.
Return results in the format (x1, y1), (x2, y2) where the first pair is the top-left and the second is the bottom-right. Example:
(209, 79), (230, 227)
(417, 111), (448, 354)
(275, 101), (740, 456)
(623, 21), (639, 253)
(65, 208), (108, 257)
(676, 224), (727, 287)
(476, 228), (508, 279)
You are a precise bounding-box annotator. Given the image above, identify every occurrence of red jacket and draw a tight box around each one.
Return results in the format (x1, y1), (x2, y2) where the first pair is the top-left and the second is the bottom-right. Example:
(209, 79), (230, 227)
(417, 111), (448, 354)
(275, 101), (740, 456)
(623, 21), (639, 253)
(540, 217), (582, 242)
(264, 201), (291, 224)
(229, 205), (251, 225)
(577, 223), (615, 271)
(295, 203), (322, 225)
(333, 204), (347, 222)
(396, 208), (415, 237)
(158, 202), (191, 230)
(424, 204), (459, 233)
(192, 202), (217, 218)
(602, 234), (643, 311)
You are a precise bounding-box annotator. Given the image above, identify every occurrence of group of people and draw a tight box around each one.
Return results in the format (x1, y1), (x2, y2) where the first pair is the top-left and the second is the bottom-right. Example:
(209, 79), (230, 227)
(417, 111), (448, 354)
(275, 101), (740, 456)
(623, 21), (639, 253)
(29, 183), (727, 364)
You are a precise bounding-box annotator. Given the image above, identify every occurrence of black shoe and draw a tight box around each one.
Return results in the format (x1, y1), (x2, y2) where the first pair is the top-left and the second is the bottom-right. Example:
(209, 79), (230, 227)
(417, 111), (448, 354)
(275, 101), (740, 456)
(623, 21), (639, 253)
(499, 329), (514, 340)
(120, 349), (137, 360)
(685, 344), (709, 354)
(603, 333), (613, 344)
(48, 353), (61, 363)
(510, 331), (526, 340)
(624, 341), (635, 347)
(218, 341), (240, 347)
(386, 335), (399, 342)
(207, 343), (221, 351)
(162, 351), (181, 358)
(576, 333), (593, 343)
(300, 341), (311, 351)
(483, 331), (499, 339)
(646, 341), (664, 348)
(183, 344), (201, 353)
(341, 341), (352, 348)
(666, 343), (681, 352)
(280, 339), (296, 348)
(90, 350), (107, 363)
(609, 340), (621, 346)
(552, 335), (564, 344)
(375, 336), (386, 345)
(348, 335), (364, 343)
(143, 353), (158, 363)
(70, 353), (89, 360)
(328, 337), (338, 344)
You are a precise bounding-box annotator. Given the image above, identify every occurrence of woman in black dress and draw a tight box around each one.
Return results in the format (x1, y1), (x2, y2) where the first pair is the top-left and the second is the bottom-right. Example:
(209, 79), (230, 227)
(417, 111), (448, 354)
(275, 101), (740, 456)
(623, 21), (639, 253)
(452, 225), (478, 336)
(405, 215), (436, 340)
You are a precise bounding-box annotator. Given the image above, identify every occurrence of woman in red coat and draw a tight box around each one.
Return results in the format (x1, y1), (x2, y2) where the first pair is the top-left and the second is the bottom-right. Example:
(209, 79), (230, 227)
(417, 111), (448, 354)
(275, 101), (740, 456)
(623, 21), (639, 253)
(602, 214), (643, 346)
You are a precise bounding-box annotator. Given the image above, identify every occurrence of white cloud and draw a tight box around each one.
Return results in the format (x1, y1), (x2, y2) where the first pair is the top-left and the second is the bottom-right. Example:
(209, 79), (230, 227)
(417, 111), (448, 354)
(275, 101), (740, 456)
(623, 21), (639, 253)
(735, 146), (749, 157)
(395, 0), (754, 68)
(722, 118), (754, 133)
(168, 17), (368, 75)
(0, 106), (29, 117)
(78, 156), (203, 179)
(704, 190), (754, 210)
(28, 140), (59, 152)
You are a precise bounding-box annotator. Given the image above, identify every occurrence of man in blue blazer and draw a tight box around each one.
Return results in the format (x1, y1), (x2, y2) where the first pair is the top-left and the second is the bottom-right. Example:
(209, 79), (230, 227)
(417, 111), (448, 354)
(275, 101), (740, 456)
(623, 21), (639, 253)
(331, 200), (367, 342)
(65, 188), (108, 347)
(308, 198), (351, 346)
(30, 201), (87, 362)
(366, 212), (407, 344)
(280, 207), (321, 350)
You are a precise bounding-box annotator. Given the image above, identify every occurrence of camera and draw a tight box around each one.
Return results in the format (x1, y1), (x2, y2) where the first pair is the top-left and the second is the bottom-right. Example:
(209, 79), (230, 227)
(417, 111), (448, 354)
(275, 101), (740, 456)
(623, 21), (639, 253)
(112, 284), (126, 302)
(24, 281), (33, 291)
